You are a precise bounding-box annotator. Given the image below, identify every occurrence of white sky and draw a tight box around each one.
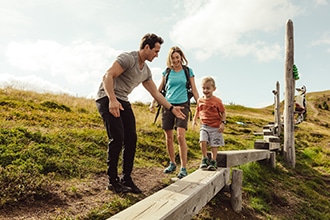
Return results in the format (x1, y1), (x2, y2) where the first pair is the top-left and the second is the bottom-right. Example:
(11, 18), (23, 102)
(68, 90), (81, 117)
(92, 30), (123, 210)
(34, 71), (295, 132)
(0, 0), (329, 107)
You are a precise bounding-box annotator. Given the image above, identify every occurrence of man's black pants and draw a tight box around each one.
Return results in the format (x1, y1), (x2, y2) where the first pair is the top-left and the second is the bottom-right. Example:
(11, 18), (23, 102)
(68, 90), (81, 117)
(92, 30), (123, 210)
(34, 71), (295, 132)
(96, 96), (137, 182)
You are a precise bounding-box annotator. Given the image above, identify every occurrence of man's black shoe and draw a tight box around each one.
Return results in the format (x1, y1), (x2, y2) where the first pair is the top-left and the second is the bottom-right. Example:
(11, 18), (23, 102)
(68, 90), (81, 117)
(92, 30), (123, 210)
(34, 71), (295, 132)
(107, 181), (131, 194)
(121, 178), (142, 194)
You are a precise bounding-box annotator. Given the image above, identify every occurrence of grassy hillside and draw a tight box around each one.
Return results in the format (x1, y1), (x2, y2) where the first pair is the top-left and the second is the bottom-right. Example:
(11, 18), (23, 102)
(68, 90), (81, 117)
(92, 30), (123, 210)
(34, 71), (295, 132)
(0, 87), (329, 219)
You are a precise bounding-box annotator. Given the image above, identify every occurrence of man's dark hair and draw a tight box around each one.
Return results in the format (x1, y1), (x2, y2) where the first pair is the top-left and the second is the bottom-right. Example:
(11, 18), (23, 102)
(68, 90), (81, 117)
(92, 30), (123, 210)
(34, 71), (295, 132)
(140, 33), (164, 49)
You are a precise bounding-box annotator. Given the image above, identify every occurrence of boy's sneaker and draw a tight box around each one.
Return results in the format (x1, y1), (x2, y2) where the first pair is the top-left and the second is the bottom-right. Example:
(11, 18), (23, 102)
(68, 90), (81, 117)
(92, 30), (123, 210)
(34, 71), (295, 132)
(108, 179), (131, 194)
(199, 157), (210, 169)
(121, 177), (142, 194)
(177, 167), (188, 179)
(207, 160), (217, 171)
(164, 162), (176, 173)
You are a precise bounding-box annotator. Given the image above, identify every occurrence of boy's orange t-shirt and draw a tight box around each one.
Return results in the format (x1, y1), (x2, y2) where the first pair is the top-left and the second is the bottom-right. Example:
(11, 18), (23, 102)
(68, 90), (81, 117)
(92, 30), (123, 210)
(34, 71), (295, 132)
(197, 96), (225, 128)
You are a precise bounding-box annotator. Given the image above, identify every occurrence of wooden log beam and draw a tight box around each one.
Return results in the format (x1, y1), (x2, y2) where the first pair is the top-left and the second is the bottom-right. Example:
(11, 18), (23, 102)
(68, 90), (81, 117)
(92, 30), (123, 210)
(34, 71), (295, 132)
(212, 149), (270, 168)
(254, 139), (280, 151)
(263, 135), (280, 143)
(263, 129), (274, 136)
(254, 139), (270, 150)
(108, 168), (230, 220)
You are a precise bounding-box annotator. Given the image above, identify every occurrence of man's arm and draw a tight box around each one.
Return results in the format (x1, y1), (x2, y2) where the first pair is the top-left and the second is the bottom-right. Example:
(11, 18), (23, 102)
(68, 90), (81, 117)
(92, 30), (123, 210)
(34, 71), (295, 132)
(149, 76), (165, 112)
(143, 80), (186, 120)
(103, 61), (124, 118)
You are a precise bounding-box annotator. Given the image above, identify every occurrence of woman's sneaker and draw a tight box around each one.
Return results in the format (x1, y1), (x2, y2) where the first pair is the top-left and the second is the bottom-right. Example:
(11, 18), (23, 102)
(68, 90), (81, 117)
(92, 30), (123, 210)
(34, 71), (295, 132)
(199, 157), (210, 169)
(164, 162), (176, 173)
(177, 167), (188, 179)
(207, 160), (217, 171)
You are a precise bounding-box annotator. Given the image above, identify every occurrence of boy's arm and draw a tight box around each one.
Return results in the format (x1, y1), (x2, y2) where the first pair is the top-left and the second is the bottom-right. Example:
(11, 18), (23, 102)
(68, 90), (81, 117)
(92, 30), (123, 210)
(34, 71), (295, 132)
(221, 111), (226, 123)
(193, 109), (199, 124)
(192, 101), (200, 129)
(219, 111), (226, 133)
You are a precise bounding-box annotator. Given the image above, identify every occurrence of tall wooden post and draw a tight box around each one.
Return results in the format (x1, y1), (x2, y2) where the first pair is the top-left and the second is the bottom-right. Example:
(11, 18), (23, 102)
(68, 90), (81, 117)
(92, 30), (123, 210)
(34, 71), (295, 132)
(283, 19), (295, 167)
(273, 81), (281, 137)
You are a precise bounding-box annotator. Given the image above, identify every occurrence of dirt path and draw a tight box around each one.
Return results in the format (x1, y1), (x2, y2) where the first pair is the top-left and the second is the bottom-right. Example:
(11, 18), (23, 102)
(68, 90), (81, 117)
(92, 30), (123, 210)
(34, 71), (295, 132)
(0, 165), (259, 220)
(307, 101), (319, 118)
(0, 167), (168, 220)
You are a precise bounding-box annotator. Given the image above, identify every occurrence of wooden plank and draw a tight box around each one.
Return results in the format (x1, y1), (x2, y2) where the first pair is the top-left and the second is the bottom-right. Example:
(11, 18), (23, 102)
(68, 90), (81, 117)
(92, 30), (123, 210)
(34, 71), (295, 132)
(254, 139), (281, 150)
(254, 139), (269, 149)
(263, 129), (273, 136)
(108, 168), (230, 220)
(214, 149), (270, 167)
(264, 136), (281, 150)
(269, 142), (280, 150)
(263, 125), (273, 129)
(263, 135), (280, 143)
(254, 140), (280, 151)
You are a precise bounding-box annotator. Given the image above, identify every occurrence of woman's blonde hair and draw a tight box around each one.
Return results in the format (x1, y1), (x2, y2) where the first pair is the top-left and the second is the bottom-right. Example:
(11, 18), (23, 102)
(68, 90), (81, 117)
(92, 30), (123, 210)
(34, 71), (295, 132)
(166, 46), (188, 68)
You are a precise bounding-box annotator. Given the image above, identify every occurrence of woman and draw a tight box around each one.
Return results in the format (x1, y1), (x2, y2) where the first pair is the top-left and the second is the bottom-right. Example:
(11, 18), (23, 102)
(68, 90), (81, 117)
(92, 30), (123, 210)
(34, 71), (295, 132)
(150, 46), (199, 178)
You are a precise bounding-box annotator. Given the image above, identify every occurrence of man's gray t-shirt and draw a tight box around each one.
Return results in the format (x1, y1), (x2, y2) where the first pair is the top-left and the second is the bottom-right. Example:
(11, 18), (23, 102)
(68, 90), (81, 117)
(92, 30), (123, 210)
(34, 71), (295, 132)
(96, 51), (152, 101)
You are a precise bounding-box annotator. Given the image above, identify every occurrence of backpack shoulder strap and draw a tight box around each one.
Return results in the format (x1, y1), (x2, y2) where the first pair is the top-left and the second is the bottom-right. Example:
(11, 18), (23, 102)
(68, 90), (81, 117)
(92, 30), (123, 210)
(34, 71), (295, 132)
(182, 65), (191, 89)
(162, 67), (171, 91)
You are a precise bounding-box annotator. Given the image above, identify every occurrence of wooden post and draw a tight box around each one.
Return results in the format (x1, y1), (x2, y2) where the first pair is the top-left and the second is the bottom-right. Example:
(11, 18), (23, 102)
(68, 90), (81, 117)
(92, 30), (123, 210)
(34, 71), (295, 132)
(283, 19), (296, 168)
(275, 81), (281, 137)
(270, 152), (276, 168)
(231, 169), (243, 212)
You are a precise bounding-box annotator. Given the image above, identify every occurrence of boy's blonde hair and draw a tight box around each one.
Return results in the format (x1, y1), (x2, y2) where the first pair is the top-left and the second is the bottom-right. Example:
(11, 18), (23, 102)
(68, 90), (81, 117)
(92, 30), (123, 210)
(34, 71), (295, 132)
(202, 76), (216, 87)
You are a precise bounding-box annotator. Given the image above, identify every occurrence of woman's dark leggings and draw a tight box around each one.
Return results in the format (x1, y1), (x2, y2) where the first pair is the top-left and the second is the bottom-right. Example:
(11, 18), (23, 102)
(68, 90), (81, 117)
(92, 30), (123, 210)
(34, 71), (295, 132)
(96, 96), (137, 182)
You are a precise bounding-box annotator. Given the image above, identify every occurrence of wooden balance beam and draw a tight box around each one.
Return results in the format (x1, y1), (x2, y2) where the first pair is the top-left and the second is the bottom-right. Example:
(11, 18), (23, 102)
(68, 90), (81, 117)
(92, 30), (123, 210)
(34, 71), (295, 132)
(108, 168), (230, 220)
(254, 136), (281, 151)
(108, 149), (274, 219)
(211, 149), (271, 168)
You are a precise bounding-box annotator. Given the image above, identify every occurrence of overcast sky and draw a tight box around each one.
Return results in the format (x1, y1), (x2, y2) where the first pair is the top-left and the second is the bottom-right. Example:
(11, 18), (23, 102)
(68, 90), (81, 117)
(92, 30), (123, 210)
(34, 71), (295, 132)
(0, 0), (329, 107)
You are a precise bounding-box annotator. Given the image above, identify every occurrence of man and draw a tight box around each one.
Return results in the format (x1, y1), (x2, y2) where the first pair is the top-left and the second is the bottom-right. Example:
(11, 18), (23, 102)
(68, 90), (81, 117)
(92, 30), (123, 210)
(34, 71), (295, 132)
(95, 33), (186, 194)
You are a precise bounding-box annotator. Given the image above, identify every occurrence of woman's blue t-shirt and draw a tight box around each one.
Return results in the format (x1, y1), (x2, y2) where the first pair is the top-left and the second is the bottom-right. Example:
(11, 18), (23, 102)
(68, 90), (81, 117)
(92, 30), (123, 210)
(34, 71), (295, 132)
(163, 68), (194, 104)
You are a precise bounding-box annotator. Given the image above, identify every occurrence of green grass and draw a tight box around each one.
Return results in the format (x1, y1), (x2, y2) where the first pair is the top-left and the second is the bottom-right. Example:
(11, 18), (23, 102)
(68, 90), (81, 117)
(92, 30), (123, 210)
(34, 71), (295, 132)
(1, 87), (330, 219)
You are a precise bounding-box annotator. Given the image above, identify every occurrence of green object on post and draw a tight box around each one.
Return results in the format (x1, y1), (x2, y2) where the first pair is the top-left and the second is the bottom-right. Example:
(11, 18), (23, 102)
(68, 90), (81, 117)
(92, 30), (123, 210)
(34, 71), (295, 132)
(293, 64), (299, 80)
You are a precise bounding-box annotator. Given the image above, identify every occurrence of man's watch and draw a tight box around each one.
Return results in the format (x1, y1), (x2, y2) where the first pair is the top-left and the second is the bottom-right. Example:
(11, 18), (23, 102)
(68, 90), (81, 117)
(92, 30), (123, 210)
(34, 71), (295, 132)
(222, 121), (227, 124)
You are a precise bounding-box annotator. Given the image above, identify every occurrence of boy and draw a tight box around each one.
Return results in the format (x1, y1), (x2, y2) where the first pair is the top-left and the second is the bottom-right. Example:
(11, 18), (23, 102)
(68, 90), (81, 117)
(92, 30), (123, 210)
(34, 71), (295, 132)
(192, 76), (226, 170)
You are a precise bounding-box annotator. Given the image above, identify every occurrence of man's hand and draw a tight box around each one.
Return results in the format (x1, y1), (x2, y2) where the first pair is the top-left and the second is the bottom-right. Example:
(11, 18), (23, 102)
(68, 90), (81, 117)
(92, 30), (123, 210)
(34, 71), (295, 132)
(172, 106), (186, 120)
(149, 101), (156, 113)
(109, 99), (124, 117)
